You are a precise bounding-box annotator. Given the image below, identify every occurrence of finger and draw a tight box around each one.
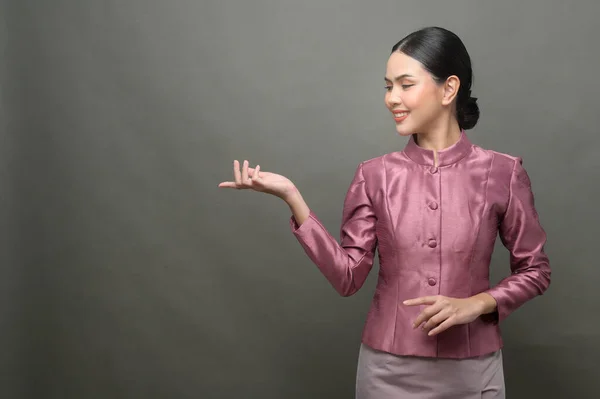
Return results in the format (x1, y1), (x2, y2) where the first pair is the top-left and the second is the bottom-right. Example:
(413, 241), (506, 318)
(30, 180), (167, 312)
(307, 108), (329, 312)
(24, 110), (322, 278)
(241, 160), (249, 183)
(218, 182), (237, 188)
(233, 160), (242, 186)
(247, 167), (259, 178)
(428, 316), (457, 336)
(252, 164), (261, 180)
(423, 308), (452, 331)
(413, 302), (445, 329)
(403, 296), (438, 306)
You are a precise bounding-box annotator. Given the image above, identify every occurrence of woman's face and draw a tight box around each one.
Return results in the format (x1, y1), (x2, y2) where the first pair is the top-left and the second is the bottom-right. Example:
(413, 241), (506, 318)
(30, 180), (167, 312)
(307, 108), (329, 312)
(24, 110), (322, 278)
(384, 51), (448, 137)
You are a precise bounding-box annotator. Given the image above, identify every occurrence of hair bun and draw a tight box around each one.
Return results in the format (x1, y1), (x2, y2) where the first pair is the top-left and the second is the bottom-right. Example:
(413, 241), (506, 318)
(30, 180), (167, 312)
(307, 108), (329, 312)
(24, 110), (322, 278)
(459, 96), (479, 130)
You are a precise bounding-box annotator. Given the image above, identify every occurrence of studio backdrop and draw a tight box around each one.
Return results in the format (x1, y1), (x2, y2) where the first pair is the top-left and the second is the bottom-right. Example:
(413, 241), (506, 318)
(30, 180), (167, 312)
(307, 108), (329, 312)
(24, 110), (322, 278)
(1, 0), (598, 398)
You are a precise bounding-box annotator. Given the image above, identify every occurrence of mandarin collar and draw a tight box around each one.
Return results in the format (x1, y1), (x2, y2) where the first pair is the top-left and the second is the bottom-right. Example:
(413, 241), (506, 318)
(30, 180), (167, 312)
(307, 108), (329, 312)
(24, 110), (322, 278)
(403, 130), (473, 167)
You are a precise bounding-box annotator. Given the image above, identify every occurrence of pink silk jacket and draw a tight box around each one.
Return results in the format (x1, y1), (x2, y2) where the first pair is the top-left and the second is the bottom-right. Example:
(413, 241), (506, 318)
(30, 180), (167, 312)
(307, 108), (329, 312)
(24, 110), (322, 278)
(290, 131), (550, 359)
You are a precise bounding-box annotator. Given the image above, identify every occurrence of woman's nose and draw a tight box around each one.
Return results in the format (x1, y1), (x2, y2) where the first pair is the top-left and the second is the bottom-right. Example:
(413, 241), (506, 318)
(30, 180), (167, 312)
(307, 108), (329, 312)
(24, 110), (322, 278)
(388, 92), (402, 107)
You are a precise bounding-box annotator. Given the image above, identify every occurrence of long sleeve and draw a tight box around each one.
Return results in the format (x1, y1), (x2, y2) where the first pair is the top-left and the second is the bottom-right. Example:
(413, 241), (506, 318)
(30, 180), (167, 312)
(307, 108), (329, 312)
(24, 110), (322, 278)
(289, 162), (378, 297)
(485, 157), (551, 322)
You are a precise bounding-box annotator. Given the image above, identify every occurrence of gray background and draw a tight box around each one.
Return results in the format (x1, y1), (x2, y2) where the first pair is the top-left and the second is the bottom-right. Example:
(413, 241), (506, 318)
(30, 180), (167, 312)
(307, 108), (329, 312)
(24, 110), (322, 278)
(1, 0), (598, 398)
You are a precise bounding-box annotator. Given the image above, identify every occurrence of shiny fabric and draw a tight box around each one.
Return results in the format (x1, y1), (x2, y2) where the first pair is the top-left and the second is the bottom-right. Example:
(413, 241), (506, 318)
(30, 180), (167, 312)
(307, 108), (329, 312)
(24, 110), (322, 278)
(356, 343), (505, 398)
(290, 131), (550, 358)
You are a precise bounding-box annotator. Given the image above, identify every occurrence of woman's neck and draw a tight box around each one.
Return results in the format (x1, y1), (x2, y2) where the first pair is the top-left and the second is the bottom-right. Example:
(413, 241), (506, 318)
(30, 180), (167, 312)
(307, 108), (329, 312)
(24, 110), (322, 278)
(414, 124), (462, 151)
(412, 119), (462, 167)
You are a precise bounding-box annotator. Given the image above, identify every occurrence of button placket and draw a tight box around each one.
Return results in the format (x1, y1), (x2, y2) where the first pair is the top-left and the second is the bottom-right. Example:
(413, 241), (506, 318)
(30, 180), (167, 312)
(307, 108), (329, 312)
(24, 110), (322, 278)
(425, 164), (441, 292)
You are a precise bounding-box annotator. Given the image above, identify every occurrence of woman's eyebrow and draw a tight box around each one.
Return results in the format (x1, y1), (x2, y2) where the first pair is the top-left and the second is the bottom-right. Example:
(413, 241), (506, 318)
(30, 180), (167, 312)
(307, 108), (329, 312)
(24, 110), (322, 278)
(384, 74), (415, 82)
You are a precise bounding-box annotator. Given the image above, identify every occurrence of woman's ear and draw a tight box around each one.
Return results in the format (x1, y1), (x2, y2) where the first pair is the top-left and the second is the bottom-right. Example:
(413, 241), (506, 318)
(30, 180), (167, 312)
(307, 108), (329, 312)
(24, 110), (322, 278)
(442, 75), (460, 106)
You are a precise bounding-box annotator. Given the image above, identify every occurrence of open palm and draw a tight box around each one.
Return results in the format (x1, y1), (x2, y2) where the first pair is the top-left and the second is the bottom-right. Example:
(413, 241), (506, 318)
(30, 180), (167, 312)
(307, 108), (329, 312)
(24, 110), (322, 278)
(218, 160), (296, 200)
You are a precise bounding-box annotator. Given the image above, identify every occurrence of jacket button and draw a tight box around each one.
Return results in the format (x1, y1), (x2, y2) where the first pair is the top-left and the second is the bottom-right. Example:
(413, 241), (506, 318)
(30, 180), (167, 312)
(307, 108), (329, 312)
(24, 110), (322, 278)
(428, 278), (437, 286)
(429, 202), (438, 210)
(429, 166), (438, 174)
(428, 239), (437, 248)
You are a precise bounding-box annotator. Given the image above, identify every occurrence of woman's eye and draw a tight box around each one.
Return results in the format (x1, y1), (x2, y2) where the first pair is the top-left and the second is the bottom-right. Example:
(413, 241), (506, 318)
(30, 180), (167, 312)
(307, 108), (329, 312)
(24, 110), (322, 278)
(385, 84), (414, 91)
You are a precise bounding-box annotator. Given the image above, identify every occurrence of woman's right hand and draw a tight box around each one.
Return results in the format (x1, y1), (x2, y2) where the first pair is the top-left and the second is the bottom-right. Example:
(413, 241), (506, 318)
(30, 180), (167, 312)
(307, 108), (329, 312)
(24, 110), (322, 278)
(218, 160), (298, 201)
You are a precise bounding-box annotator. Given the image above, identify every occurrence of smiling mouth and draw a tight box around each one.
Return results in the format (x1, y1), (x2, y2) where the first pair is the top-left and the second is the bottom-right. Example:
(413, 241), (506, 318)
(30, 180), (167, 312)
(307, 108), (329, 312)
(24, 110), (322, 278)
(393, 111), (409, 122)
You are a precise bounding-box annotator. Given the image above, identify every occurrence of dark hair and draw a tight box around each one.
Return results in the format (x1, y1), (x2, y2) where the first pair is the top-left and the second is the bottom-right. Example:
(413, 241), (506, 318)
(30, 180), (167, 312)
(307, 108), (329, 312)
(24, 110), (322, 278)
(391, 27), (479, 130)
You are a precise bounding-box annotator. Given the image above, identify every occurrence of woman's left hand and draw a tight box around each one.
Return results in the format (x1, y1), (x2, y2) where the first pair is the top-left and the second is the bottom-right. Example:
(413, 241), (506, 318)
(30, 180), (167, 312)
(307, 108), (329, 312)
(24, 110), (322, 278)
(403, 293), (497, 336)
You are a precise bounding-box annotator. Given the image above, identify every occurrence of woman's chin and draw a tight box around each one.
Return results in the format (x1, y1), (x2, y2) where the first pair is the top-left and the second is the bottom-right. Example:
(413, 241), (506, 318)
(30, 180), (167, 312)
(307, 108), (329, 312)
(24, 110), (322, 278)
(395, 125), (413, 137)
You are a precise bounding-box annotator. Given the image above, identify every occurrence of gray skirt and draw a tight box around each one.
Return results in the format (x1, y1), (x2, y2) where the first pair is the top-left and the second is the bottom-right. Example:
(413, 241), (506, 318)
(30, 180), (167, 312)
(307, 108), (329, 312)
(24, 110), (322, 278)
(356, 343), (505, 399)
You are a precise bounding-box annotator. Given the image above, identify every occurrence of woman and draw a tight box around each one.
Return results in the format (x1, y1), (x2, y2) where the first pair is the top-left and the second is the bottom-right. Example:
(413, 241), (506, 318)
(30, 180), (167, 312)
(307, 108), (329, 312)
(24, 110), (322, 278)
(219, 26), (550, 398)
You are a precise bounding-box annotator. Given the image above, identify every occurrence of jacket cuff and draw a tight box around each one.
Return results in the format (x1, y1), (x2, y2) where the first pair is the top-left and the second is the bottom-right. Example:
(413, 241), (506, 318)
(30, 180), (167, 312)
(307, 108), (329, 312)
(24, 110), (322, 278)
(289, 210), (317, 234)
(482, 288), (508, 324)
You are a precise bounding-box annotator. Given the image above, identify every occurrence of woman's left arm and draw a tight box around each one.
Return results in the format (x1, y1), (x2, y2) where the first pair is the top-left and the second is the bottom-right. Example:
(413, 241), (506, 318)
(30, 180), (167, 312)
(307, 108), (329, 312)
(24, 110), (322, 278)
(483, 157), (551, 322)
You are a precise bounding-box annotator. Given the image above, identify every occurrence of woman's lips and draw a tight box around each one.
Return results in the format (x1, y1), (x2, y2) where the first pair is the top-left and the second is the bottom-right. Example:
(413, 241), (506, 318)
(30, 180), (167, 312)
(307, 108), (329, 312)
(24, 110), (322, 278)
(392, 111), (409, 123)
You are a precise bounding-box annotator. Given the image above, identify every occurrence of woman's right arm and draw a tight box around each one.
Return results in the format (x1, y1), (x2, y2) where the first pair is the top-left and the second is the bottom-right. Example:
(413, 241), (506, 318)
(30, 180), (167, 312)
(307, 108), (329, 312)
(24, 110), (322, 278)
(220, 160), (378, 297)
(285, 162), (378, 297)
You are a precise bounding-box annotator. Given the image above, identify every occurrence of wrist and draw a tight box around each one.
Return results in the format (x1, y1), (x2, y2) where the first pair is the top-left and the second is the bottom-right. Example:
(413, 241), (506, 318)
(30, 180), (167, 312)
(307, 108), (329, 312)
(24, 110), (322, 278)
(472, 293), (497, 315)
(282, 185), (302, 204)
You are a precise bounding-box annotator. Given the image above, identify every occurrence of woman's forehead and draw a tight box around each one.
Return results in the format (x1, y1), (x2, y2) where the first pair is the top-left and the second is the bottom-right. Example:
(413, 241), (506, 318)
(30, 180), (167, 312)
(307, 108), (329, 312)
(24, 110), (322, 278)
(385, 52), (426, 79)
